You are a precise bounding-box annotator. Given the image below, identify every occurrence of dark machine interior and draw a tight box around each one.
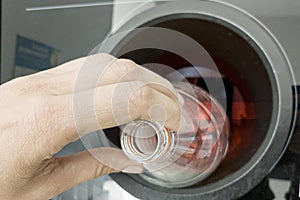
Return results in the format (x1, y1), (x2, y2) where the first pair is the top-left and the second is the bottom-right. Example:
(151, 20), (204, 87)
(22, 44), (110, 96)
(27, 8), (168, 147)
(104, 15), (274, 187)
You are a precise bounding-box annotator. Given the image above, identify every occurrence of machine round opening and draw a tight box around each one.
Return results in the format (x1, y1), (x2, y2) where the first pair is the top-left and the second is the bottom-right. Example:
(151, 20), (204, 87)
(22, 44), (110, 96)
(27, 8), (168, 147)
(104, 15), (274, 187)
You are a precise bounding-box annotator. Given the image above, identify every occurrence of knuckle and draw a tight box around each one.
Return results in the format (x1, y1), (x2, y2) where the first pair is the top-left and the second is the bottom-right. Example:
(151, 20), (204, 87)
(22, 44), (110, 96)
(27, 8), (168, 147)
(11, 77), (32, 94)
(99, 52), (115, 58)
(11, 76), (45, 95)
(96, 52), (114, 58)
(91, 53), (116, 64)
(113, 58), (137, 75)
(130, 84), (153, 110)
(94, 165), (113, 178)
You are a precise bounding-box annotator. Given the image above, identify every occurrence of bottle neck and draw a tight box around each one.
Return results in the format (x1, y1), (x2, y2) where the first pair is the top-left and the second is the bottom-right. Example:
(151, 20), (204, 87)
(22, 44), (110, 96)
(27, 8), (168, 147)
(120, 120), (175, 164)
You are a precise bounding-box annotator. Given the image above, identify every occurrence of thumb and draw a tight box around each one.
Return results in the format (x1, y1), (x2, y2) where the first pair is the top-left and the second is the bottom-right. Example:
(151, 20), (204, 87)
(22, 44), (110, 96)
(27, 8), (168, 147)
(44, 148), (143, 198)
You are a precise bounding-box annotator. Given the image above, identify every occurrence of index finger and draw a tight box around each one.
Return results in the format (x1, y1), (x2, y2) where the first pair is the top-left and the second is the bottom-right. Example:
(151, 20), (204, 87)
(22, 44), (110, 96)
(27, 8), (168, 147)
(45, 81), (181, 156)
(29, 54), (179, 103)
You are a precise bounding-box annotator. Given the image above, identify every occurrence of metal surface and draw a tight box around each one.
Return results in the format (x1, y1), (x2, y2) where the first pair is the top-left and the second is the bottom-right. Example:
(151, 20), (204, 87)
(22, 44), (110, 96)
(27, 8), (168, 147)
(106, 1), (297, 199)
(25, 1), (169, 12)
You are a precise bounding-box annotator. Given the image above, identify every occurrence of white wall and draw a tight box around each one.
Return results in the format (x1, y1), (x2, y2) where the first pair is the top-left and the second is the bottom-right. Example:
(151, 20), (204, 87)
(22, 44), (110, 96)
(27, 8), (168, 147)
(1, 0), (113, 83)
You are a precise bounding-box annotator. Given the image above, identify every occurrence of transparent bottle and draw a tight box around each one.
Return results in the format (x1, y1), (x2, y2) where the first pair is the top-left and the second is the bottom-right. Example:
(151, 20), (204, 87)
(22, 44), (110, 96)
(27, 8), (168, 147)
(120, 82), (229, 188)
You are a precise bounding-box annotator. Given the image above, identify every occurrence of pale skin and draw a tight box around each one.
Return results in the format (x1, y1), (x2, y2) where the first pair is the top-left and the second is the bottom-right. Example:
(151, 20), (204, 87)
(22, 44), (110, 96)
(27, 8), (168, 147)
(0, 54), (181, 199)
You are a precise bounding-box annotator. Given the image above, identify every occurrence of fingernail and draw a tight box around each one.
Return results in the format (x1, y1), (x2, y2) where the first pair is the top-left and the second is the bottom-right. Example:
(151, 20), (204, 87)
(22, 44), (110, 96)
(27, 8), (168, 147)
(122, 165), (144, 174)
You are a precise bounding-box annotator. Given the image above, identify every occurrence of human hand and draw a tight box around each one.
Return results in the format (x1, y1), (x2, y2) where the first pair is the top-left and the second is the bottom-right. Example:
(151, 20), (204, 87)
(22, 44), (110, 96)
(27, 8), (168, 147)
(0, 54), (181, 199)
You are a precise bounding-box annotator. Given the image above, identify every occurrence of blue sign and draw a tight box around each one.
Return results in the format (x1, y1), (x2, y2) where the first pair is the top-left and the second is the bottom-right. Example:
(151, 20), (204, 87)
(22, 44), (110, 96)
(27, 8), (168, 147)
(15, 35), (60, 70)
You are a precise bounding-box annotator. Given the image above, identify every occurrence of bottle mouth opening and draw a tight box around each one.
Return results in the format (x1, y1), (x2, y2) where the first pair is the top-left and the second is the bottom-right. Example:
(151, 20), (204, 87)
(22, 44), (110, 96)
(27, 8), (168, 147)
(121, 120), (169, 163)
(131, 121), (159, 156)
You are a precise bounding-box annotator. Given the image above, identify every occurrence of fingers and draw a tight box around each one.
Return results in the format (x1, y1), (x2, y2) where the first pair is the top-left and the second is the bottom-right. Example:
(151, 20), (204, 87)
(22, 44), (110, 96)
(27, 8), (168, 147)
(27, 54), (178, 102)
(38, 148), (143, 199)
(46, 81), (181, 155)
(24, 54), (182, 157)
